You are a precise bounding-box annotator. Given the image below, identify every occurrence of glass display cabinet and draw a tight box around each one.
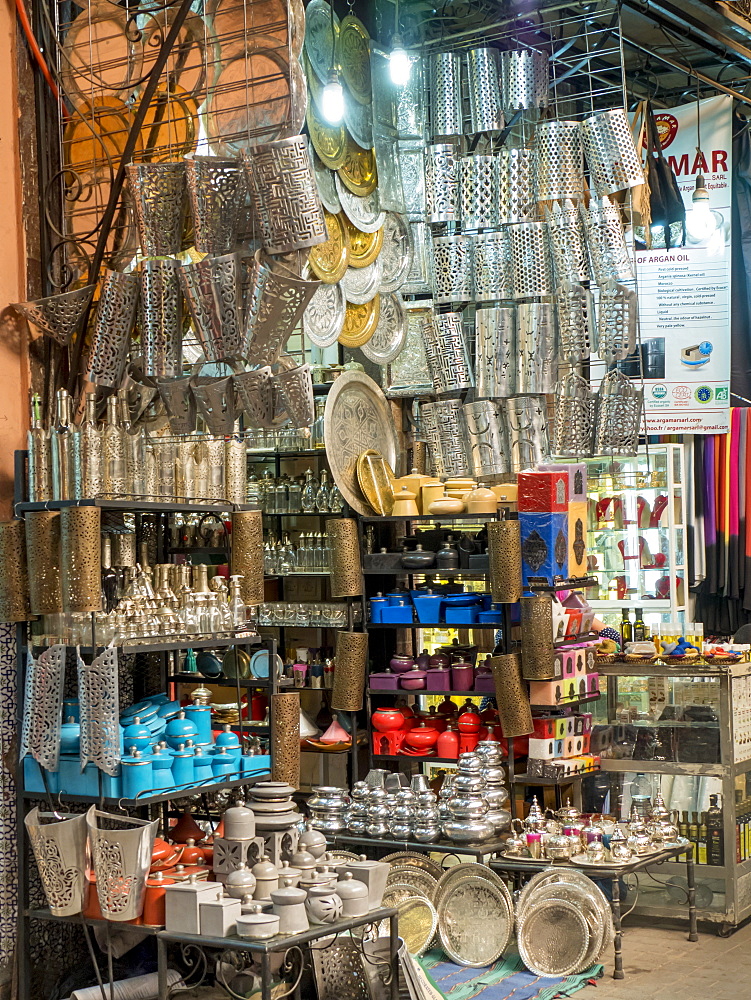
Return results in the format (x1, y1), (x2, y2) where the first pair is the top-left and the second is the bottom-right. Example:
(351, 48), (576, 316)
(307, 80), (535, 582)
(582, 443), (687, 628)
(583, 660), (751, 933)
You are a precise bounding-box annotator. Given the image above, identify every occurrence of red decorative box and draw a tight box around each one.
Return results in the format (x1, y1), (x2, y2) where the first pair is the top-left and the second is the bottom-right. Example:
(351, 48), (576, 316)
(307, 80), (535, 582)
(518, 470), (569, 513)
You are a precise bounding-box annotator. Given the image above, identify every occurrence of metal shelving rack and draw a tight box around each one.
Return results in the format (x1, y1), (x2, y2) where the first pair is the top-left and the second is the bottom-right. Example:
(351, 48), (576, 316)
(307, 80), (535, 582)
(13, 451), (279, 999)
(592, 660), (751, 933)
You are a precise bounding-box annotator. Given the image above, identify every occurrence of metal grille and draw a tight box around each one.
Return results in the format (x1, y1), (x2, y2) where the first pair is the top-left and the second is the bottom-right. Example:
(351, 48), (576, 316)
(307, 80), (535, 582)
(45, 0), (301, 290)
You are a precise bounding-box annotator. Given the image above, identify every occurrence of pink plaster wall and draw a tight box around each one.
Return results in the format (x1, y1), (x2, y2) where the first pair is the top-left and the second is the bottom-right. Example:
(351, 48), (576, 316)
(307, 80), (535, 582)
(0, 0), (29, 519)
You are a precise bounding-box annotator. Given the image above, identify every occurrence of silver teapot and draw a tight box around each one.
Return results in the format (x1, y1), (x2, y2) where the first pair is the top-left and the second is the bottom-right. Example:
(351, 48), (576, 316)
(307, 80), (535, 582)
(585, 840), (607, 864)
(543, 831), (575, 861)
(523, 795), (547, 832)
(609, 825), (632, 862)
(504, 819), (527, 856)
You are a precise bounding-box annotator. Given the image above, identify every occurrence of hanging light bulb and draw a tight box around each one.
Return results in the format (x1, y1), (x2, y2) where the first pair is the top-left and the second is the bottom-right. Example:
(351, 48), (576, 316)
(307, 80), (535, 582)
(389, 33), (411, 85)
(685, 174), (718, 242)
(321, 69), (344, 124)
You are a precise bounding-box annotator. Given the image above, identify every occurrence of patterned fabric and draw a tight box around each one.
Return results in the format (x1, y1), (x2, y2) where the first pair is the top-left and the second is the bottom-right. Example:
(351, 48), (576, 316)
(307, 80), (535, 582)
(418, 950), (603, 1000)
(0, 624), (17, 971)
(597, 626), (622, 649)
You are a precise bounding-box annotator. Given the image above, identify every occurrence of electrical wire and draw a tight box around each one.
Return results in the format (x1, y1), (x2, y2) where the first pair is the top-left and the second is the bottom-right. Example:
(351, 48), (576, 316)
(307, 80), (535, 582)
(14, 0), (69, 118)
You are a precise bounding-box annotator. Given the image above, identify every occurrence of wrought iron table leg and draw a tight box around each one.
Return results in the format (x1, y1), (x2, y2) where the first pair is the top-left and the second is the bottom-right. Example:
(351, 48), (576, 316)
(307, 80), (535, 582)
(262, 952), (272, 1000)
(611, 874), (624, 979)
(390, 913), (400, 1000)
(158, 937), (168, 1000)
(686, 850), (699, 942)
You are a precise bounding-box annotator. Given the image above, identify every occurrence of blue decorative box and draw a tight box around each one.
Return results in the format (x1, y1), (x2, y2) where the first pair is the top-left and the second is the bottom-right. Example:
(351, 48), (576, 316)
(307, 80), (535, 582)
(445, 606), (479, 624)
(380, 605), (414, 624)
(23, 756), (57, 794)
(520, 511), (569, 588)
(57, 755), (121, 798)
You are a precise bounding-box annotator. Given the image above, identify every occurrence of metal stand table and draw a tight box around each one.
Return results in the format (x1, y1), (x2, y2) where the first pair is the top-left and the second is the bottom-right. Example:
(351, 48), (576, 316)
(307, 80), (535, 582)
(329, 832), (508, 862)
(490, 845), (699, 979)
(157, 907), (399, 1000)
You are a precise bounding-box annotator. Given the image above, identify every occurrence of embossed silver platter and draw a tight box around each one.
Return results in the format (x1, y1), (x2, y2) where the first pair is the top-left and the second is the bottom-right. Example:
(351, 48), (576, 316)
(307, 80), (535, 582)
(361, 292), (406, 364)
(303, 282), (346, 347)
(335, 174), (386, 233)
(379, 213), (413, 293)
(323, 370), (398, 515)
(344, 93), (373, 150)
(380, 852), (444, 879)
(341, 261), (382, 305)
(309, 142), (341, 214)
(304, 0), (339, 84)
(437, 875), (513, 968)
(517, 897), (590, 977)
(385, 864), (438, 901)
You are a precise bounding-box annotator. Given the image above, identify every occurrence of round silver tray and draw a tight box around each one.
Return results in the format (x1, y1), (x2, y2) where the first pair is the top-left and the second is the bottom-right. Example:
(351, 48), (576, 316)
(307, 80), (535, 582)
(323, 371), (398, 515)
(437, 874), (513, 968)
(361, 292), (407, 365)
(303, 282), (346, 347)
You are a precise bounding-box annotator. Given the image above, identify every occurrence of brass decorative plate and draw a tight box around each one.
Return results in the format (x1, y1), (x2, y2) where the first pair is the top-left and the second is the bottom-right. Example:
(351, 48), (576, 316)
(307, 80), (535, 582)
(64, 96), (139, 172)
(357, 449), (396, 515)
(337, 133), (378, 195)
(304, 0), (339, 84)
(339, 296), (380, 348)
(140, 84), (199, 161)
(361, 292), (407, 365)
(336, 14), (372, 105)
(396, 896), (438, 958)
(323, 370), (397, 516)
(344, 91), (373, 150)
(306, 103), (347, 170)
(345, 218), (383, 268)
(309, 211), (349, 283)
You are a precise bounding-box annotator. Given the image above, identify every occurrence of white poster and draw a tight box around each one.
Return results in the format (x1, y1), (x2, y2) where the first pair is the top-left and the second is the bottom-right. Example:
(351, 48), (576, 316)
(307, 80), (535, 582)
(634, 94), (732, 434)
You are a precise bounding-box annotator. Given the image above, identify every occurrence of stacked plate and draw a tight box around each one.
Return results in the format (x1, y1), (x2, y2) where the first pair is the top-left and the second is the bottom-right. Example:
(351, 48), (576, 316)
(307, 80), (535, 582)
(380, 852), (443, 957)
(515, 871), (613, 977)
(435, 863), (514, 968)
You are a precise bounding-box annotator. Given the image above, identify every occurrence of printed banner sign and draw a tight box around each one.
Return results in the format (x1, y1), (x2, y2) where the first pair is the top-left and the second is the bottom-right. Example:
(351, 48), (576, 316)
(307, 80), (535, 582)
(634, 94), (732, 434)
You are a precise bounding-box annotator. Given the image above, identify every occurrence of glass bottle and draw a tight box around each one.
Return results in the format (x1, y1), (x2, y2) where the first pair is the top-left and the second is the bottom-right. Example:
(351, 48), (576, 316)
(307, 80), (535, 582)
(314, 532), (325, 570)
(279, 534), (295, 575)
(101, 534), (118, 613)
(316, 470), (331, 513)
(707, 794), (724, 865)
(27, 392), (51, 501)
(246, 473), (262, 509)
(229, 575), (247, 629)
(79, 392), (102, 498)
(287, 476), (302, 514)
(620, 608), (633, 646)
(329, 482), (345, 514)
(50, 388), (75, 500)
(312, 398), (326, 449)
(688, 812), (699, 859)
(301, 469), (318, 513)
(274, 476), (288, 515)
(633, 608), (648, 641)
(118, 390), (144, 498)
(102, 394), (127, 498)
(698, 813), (708, 865)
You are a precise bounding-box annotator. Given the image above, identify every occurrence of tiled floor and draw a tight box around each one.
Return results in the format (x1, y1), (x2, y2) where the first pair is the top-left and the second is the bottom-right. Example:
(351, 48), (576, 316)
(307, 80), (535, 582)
(584, 917), (751, 998)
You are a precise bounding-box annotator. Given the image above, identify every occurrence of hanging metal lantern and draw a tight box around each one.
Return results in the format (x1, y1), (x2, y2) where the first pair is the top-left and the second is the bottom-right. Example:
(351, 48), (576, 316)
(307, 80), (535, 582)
(465, 48), (504, 134)
(581, 196), (634, 285)
(515, 302), (558, 394)
(421, 400), (471, 477)
(430, 235), (472, 304)
(424, 143), (460, 223)
(556, 281), (593, 365)
(596, 280), (637, 364)
(580, 108), (644, 197)
(498, 148), (537, 224)
(463, 400), (509, 477)
(504, 395), (549, 471)
(459, 154), (500, 230)
(473, 230), (513, 302)
(499, 49), (549, 114)
(507, 222), (553, 299)
(429, 52), (463, 137)
(546, 200), (590, 285)
(423, 311), (474, 395)
(533, 120), (583, 202)
(593, 370), (643, 456)
(474, 304), (516, 399)
(551, 373), (596, 457)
